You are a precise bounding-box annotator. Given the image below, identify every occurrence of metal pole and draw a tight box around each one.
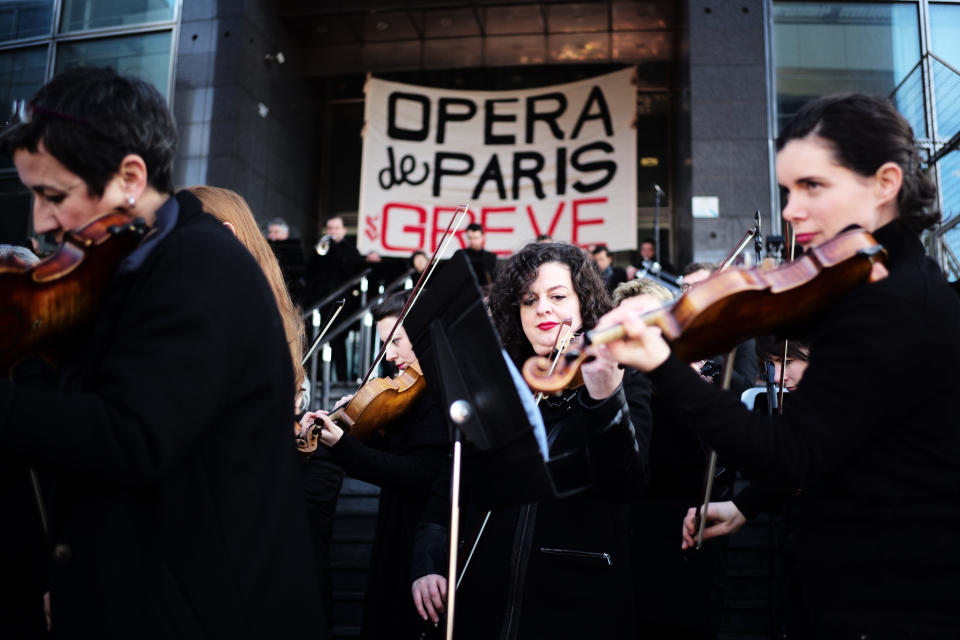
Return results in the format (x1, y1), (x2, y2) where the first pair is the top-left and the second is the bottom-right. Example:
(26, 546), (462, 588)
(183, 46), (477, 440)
(309, 309), (321, 411)
(360, 311), (373, 380)
(321, 343), (332, 410)
(653, 184), (663, 264)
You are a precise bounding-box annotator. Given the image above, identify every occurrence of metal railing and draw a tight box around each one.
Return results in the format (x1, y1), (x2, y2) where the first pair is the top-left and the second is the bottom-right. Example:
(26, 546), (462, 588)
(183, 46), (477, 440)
(303, 268), (416, 410)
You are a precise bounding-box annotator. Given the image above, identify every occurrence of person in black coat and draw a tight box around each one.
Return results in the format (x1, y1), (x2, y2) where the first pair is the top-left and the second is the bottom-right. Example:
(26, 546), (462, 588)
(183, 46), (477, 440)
(452, 222), (498, 286)
(0, 68), (321, 638)
(602, 94), (960, 638)
(410, 241), (652, 640)
(592, 244), (628, 294)
(303, 291), (448, 640)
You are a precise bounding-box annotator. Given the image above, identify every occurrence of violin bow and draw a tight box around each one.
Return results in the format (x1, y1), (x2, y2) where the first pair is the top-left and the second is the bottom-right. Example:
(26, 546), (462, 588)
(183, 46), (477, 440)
(693, 221), (758, 549)
(358, 205), (469, 387)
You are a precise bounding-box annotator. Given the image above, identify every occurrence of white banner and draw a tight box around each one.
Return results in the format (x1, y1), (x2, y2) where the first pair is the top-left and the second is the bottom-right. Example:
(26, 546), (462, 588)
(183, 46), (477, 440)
(357, 68), (638, 258)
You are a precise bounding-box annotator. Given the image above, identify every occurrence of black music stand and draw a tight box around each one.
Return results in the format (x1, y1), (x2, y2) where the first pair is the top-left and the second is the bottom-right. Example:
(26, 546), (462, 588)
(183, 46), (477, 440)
(405, 251), (556, 640)
(403, 251), (553, 509)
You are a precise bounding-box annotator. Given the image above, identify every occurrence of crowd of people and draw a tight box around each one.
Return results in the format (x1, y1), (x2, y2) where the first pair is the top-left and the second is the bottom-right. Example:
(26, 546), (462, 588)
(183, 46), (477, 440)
(1, 66), (959, 640)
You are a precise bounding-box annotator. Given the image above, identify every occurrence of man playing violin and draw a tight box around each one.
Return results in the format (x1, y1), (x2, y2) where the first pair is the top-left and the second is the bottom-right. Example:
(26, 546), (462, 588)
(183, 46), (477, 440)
(299, 291), (448, 640)
(0, 68), (320, 638)
(597, 94), (960, 637)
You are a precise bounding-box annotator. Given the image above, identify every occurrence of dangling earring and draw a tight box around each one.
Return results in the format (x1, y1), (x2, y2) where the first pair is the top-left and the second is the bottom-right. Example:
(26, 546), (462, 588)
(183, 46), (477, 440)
(126, 195), (136, 209)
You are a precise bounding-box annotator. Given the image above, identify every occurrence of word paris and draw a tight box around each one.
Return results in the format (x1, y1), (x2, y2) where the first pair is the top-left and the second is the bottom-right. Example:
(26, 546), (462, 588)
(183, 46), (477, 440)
(358, 69), (638, 257)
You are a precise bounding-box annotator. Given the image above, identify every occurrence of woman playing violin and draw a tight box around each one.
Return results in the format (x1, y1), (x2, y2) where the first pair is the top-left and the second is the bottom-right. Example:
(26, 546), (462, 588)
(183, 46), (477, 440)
(0, 68), (319, 638)
(301, 291), (448, 640)
(600, 94), (960, 637)
(411, 241), (652, 640)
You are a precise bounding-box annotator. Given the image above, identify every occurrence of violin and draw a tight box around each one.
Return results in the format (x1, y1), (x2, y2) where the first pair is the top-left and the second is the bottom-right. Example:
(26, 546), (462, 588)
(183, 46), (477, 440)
(523, 227), (888, 393)
(295, 361), (426, 455)
(1, 211), (148, 371)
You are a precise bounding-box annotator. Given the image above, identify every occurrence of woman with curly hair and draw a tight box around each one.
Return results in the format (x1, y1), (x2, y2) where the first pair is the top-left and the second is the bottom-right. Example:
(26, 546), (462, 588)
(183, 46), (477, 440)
(411, 241), (652, 640)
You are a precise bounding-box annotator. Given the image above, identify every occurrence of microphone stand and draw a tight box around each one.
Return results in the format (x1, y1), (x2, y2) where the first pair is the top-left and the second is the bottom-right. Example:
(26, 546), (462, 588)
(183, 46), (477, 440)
(653, 184), (664, 264)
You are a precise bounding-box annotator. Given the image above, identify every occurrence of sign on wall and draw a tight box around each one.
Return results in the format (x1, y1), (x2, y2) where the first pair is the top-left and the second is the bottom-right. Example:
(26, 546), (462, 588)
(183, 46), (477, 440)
(357, 68), (638, 257)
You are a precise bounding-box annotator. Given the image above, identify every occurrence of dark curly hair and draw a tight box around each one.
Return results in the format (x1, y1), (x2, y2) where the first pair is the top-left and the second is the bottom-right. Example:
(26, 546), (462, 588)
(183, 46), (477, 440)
(488, 242), (612, 365)
(776, 93), (939, 234)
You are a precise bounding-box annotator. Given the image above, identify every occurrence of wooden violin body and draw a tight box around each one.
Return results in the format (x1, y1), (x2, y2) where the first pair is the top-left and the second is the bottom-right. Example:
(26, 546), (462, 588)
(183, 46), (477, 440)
(524, 228), (888, 393)
(0, 212), (147, 370)
(296, 362), (426, 456)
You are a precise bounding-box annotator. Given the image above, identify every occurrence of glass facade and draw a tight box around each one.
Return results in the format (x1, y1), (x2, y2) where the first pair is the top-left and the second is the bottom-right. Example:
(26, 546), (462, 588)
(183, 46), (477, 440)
(0, 0), (53, 42)
(60, 0), (175, 33)
(773, 2), (921, 132)
(0, 44), (45, 116)
(56, 31), (172, 99)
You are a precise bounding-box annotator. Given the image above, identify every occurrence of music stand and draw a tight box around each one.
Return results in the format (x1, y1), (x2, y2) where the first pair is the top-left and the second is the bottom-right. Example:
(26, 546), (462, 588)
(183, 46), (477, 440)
(403, 251), (553, 640)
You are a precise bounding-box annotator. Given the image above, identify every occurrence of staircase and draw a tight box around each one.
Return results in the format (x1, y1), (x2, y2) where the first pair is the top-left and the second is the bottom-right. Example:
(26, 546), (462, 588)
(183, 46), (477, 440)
(329, 476), (380, 640)
(719, 479), (783, 640)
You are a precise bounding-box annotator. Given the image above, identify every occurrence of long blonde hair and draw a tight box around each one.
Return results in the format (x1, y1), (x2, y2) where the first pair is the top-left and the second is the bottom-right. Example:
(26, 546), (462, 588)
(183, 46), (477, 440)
(186, 186), (306, 396)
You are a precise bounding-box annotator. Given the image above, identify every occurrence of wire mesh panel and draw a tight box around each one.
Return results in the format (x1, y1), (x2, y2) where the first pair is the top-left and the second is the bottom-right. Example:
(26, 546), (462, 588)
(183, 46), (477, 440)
(932, 54), (960, 141)
(891, 59), (927, 139)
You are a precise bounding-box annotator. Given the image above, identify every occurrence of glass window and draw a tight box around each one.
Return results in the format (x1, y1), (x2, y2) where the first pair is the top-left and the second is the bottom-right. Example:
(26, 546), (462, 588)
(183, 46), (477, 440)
(55, 32), (171, 99)
(0, 45), (45, 118)
(928, 4), (960, 140)
(773, 2), (921, 133)
(60, 0), (175, 33)
(0, 45), (46, 171)
(929, 4), (960, 69)
(0, 0), (54, 42)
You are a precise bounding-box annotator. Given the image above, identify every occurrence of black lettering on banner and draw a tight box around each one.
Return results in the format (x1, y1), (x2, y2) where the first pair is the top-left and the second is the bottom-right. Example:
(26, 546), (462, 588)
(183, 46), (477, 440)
(437, 98), (477, 144)
(571, 141), (616, 193)
(556, 147), (567, 196)
(472, 155), (507, 200)
(387, 92), (430, 142)
(433, 152), (474, 197)
(378, 146), (429, 190)
(525, 93), (567, 143)
(571, 86), (613, 140)
(512, 152), (546, 200)
(484, 98), (518, 145)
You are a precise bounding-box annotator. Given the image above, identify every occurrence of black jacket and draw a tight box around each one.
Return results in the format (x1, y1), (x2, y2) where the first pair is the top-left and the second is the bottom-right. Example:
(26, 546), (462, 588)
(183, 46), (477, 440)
(646, 221), (960, 635)
(329, 392), (448, 640)
(0, 192), (321, 638)
(415, 375), (652, 640)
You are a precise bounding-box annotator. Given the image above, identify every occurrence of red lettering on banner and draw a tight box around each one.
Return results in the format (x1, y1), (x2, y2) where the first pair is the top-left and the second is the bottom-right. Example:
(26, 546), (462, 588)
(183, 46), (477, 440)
(571, 197), (607, 245)
(525, 202), (565, 240)
(364, 214), (380, 243)
(382, 202), (426, 252)
(432, 206), (474, 252)
(480, 207), (516, 256)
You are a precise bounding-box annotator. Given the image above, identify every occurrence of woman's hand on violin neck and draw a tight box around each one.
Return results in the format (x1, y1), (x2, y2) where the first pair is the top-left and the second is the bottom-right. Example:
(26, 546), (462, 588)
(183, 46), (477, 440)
(299, 410), (344, 447)
(594, 299), (671, 373)
(580, 349), (624, 400)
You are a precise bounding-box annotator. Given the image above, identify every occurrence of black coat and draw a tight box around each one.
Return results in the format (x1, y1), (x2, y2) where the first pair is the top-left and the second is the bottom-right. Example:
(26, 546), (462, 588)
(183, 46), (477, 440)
(453, 248), (498, 286)
(416, 375), (652, 640)
(329, 392), (448, 640)
(646, 221), (960, 636)
(0, 192), (321, 638)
